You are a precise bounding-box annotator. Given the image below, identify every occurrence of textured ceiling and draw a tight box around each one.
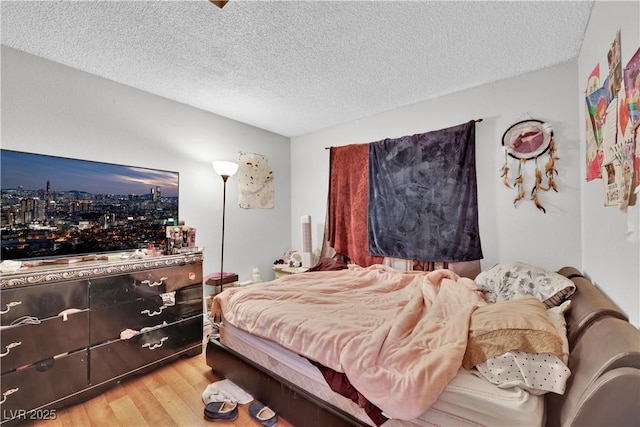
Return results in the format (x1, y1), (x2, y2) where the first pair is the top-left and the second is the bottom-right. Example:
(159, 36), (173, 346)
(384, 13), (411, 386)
(1, 0), (593, 137)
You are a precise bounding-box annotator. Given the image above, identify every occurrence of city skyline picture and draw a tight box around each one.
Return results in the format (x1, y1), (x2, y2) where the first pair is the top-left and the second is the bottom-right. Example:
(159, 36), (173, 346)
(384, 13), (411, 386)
(1, 149), (179, 261)
(1, 150), (179, 197)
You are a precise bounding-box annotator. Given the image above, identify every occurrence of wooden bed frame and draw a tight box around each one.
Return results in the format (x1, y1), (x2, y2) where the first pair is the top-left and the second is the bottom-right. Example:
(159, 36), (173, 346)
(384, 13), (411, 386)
(206, 266), (640, 427)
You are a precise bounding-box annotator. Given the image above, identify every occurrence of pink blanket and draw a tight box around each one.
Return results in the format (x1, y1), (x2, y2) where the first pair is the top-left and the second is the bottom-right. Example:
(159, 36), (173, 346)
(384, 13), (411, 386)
(213, 264), (485, 420)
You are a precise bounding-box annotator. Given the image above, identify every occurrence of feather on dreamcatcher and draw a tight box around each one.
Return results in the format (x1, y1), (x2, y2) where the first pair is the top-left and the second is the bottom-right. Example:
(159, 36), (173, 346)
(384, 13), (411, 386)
(501, 119), (558, 213)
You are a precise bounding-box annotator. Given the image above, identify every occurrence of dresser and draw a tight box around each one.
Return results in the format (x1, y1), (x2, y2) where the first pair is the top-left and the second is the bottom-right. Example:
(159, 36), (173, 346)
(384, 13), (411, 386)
(0, 253), (203, 425)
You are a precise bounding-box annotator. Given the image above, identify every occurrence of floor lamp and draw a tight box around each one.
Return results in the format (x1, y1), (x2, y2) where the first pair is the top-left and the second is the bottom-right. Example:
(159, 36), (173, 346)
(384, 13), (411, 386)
(212, 160), (238, 293)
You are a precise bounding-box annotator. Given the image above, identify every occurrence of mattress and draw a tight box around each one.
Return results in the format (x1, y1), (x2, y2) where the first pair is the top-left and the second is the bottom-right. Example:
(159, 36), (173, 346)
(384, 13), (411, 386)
(220, 321), (545, 427)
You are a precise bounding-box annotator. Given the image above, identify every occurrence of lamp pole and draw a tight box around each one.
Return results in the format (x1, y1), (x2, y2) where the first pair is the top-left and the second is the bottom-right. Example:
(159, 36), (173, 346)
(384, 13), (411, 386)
(219, 174), (229, 292)
(212, 161), (238, 293)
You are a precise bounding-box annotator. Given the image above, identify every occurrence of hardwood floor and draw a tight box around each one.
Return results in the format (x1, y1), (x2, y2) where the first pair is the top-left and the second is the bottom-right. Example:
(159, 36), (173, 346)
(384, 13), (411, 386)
(28, 348), (294, 427)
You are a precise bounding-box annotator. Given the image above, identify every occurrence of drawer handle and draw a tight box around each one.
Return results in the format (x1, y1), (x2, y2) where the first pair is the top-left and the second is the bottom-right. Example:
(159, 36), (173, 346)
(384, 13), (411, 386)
(0, 342), (22, 358)
(1, 301), (22, 315)
(1, 388), (19, 405)
(142, 337), (168, 350)
(141, 277), (168, 288)
(140, 321), (168, 334)
(141, 305), (167, 317)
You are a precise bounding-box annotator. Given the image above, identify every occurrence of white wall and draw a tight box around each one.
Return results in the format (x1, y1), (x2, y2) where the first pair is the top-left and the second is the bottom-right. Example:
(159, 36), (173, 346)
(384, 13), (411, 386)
(290, 1), (640, 327)
(578, 1), (640, 326)
(1, 46), (292, 294)
(291, 61), (582, 275)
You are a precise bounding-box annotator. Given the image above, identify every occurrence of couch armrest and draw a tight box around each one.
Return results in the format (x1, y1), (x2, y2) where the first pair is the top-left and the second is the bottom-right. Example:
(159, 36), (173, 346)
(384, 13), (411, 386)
(545, 317), (640, 427)
(557, 267), (627, 347)
(562, 367), (640, 427)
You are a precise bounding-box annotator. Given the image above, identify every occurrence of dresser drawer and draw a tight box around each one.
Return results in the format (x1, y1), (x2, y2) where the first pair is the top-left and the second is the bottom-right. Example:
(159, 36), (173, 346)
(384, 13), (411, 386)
(90, 283), (203, 345)
(90, 315), (202, 385)
(1, 280), (88, 326)
(0, 350), (88, 421)
(89, 274), (155, 308)
(175, 284), (203, 316)
(90, 297), (187, 345)
(1, 310), (89, 373)
(90, 263), (202, 308)
(140, 263), (202, 293)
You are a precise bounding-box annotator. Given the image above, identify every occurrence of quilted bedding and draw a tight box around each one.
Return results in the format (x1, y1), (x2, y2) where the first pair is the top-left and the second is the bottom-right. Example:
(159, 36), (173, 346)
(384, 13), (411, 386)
(213, 264), (485, 420)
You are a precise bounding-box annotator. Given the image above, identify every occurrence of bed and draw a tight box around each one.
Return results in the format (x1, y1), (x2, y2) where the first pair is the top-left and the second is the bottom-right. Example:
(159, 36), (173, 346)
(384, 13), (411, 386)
(206, 262), (640, 427)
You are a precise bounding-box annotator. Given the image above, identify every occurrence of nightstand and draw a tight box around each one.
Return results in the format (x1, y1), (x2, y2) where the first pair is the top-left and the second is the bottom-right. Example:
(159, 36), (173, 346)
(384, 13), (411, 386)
(205, 273), (239, 294)
(205, 273), (239, 317)
(272, 266), (308, 279)
(204, 273), (238, 321)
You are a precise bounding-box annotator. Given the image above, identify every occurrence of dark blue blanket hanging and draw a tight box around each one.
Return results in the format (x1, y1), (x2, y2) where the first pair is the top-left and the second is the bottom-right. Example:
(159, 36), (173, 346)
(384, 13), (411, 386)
(367, 121), (483, 262)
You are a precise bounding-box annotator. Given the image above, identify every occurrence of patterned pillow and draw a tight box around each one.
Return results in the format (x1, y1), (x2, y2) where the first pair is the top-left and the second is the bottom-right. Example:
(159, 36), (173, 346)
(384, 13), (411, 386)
(475, 261), (575, 308)
(473, 300), (573, 395)
(475, 351), (571, 395)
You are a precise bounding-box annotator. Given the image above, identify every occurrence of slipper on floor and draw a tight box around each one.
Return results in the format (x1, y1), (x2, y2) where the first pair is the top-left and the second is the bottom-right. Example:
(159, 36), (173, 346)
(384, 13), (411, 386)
(248, 401), (278, 427)
(204, 401), (238, 421)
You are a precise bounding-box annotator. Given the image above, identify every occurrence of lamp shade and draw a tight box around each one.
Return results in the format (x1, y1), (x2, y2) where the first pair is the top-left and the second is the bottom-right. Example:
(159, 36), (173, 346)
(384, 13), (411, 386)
(212, 160), (239, 177)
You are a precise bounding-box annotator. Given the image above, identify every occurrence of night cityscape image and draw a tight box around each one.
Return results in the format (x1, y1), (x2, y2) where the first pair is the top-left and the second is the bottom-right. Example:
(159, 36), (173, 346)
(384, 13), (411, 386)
(1, 150), (179, 261)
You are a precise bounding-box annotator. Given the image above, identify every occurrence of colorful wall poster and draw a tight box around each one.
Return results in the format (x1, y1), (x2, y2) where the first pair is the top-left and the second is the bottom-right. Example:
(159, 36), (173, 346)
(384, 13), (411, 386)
(607, 31), (623, 97)
(623, 48), (640, 123)
(623, 48), (640, 195)
(585, 63), (603, 181)
(586, 87), (610, 180)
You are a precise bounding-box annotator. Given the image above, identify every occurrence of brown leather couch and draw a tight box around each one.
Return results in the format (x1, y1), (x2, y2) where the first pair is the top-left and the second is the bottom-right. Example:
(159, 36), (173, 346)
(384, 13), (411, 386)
(544, 267), (640, 427)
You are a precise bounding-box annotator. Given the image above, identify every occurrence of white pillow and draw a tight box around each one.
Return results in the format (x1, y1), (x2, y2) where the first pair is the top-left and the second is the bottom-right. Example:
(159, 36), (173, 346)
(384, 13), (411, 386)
(475, 261), (575, 308)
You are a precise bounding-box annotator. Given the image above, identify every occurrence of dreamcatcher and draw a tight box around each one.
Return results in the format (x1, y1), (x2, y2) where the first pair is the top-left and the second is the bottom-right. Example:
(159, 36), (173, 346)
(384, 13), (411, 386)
(500, 119), (558, 213)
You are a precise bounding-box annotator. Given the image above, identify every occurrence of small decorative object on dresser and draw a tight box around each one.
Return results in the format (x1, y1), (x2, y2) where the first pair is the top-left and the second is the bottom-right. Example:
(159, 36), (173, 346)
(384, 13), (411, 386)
(0, 252), (204, 425)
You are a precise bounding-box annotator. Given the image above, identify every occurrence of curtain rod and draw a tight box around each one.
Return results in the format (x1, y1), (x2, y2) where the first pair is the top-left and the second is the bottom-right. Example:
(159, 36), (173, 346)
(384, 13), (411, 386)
(324, 118), (483, 149)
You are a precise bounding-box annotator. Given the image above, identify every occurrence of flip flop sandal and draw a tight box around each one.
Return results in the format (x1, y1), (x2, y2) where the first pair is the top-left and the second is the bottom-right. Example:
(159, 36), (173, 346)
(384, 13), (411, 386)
(204, 401), (238, 421)
(248, 401), (278, 427)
